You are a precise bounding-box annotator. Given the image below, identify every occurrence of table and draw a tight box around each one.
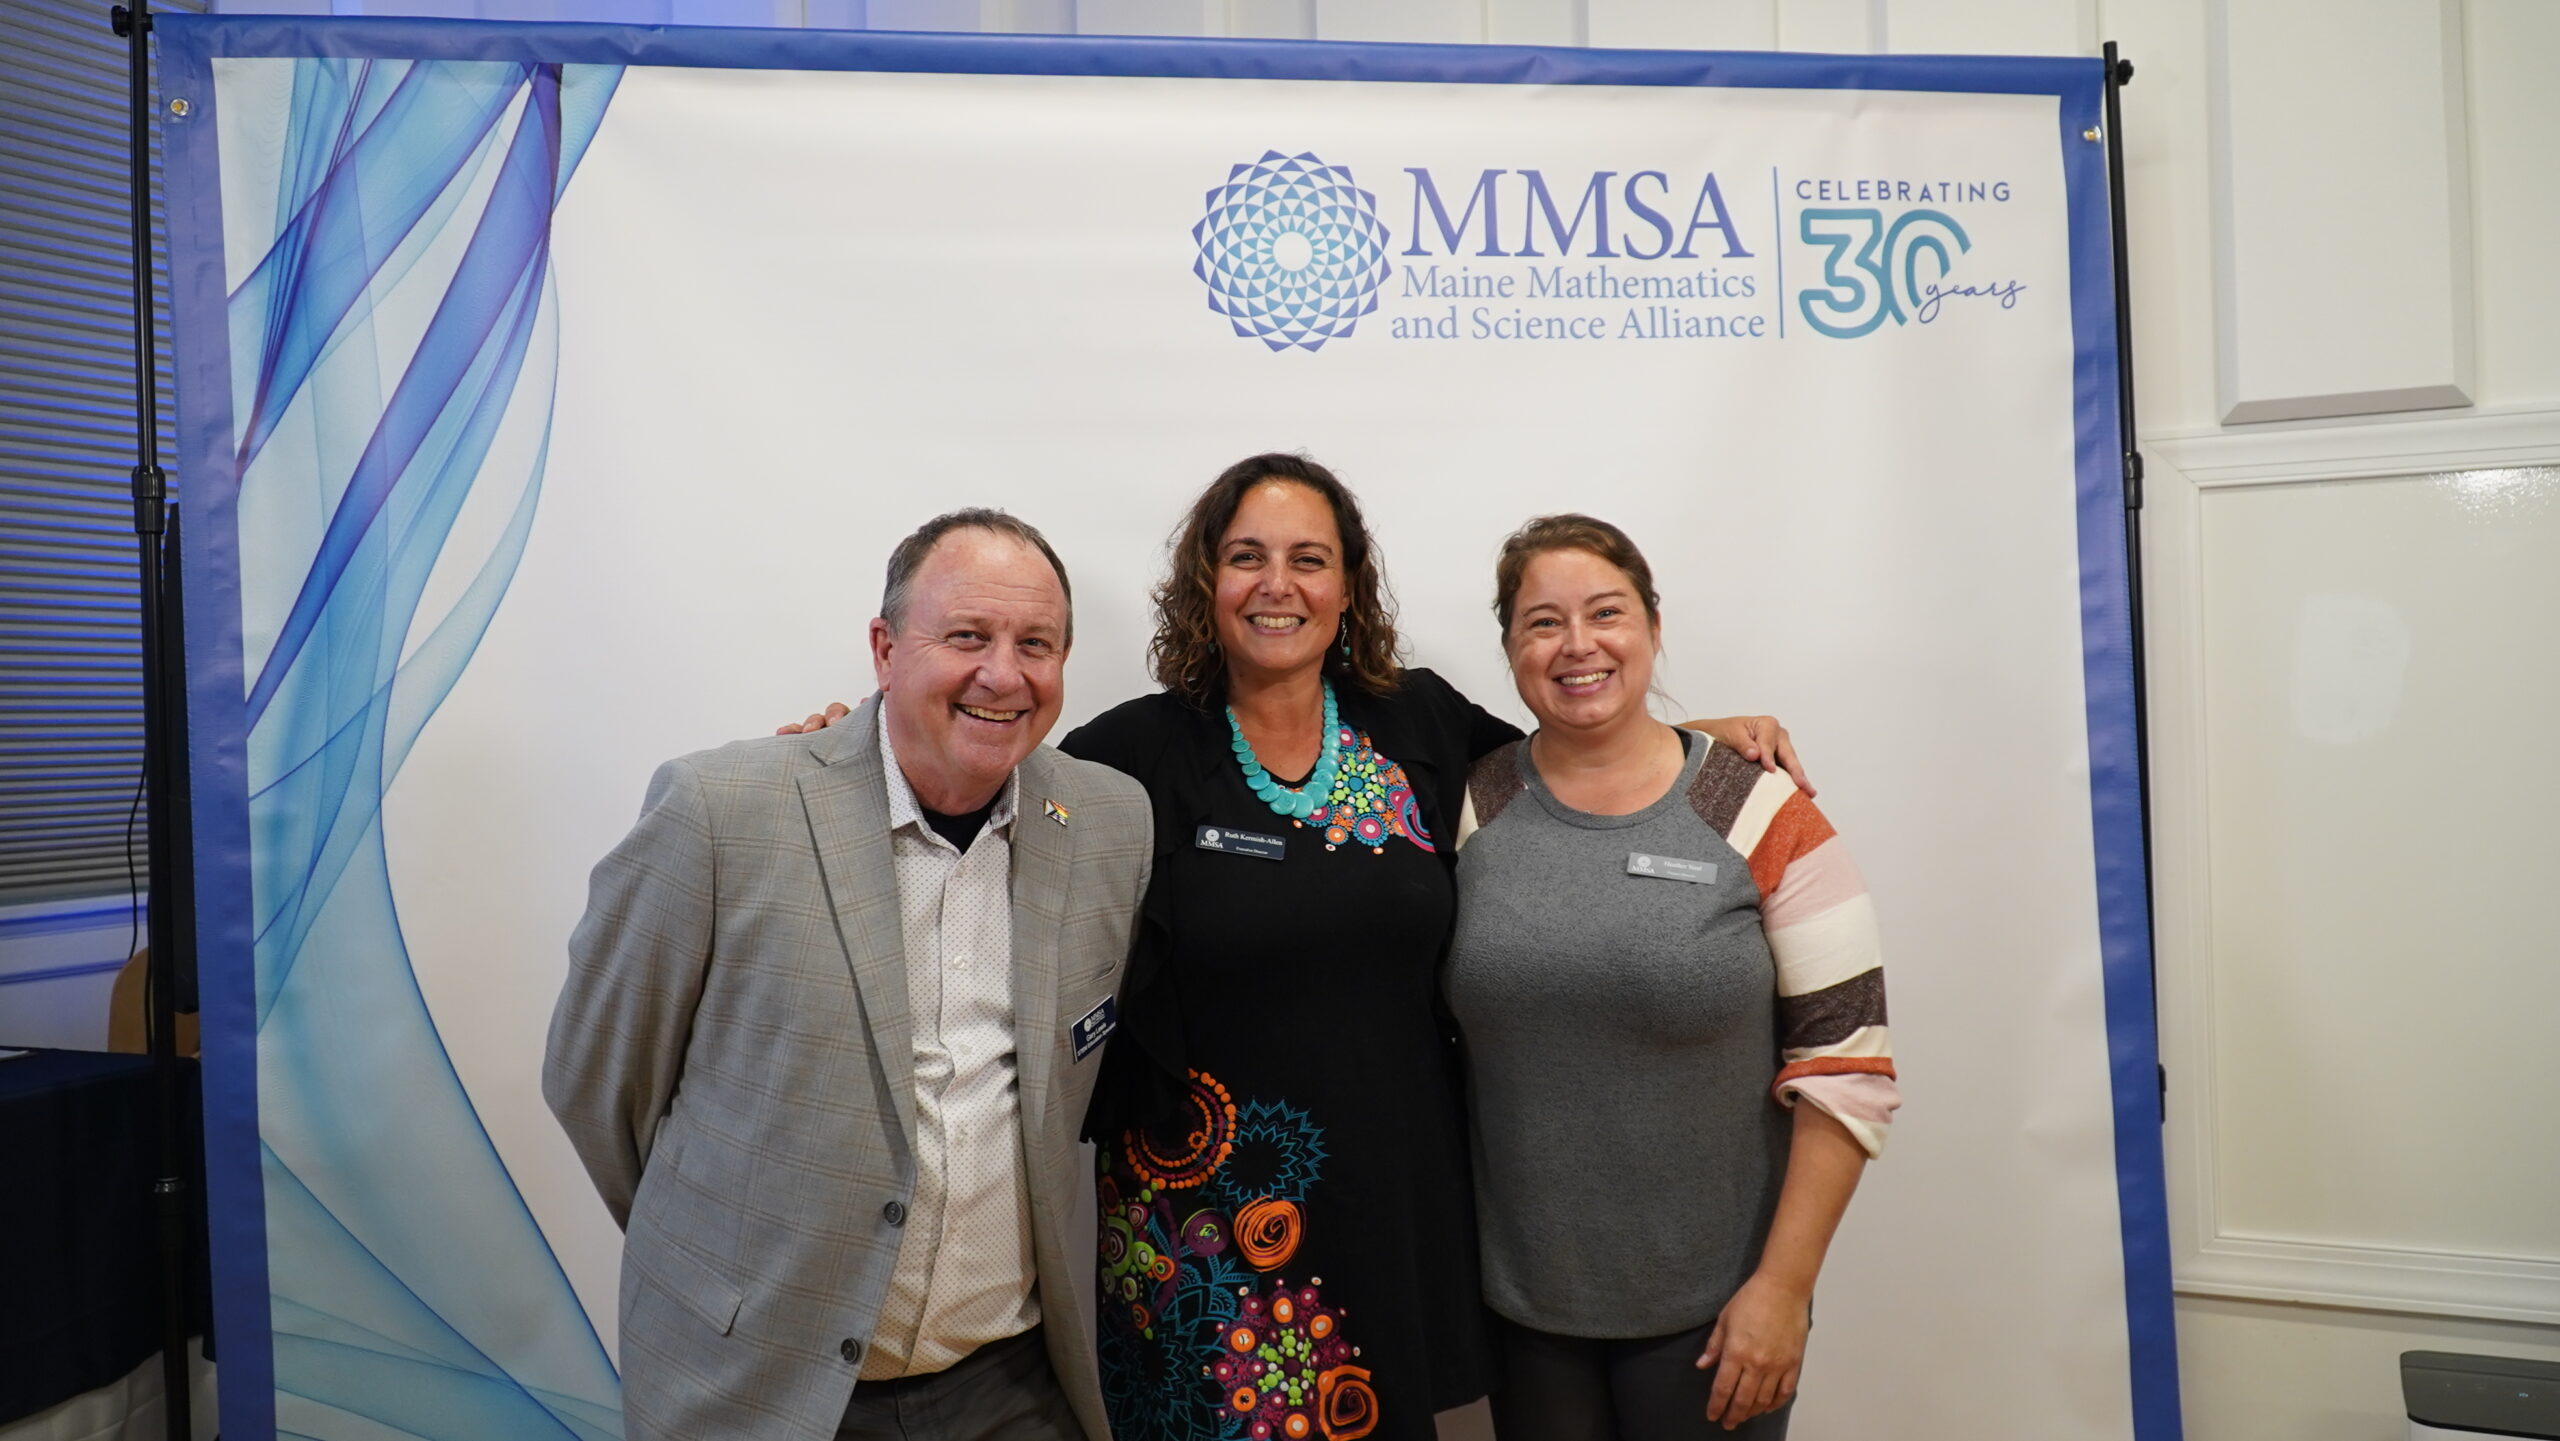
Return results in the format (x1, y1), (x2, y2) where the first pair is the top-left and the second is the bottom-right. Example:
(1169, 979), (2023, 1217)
(0, 1048), (210, 1426)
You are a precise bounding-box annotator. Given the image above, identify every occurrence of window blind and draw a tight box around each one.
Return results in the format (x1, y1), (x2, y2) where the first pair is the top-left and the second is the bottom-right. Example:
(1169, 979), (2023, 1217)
(0, 0), (199, 904)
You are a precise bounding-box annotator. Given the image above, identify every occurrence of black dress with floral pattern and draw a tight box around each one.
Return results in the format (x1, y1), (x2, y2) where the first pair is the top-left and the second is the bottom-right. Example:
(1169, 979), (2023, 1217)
(1062, 672), (1518, 1441)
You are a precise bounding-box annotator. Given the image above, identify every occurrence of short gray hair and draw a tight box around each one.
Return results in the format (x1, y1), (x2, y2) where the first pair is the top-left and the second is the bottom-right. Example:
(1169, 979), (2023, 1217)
(880, 508), (1075, 644)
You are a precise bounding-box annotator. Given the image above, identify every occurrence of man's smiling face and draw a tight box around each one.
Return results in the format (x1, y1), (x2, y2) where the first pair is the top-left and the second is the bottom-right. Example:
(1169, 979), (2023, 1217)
(868, 527), (1068, 813)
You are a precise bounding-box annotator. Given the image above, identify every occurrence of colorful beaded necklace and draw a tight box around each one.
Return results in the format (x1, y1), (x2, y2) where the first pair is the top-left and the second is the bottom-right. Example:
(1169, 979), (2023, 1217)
(1227, 681), (1342, 823)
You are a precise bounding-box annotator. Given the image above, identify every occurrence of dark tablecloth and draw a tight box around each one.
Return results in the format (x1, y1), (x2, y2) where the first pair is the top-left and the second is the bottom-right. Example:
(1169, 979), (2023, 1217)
(0, 1048), (212, 1425)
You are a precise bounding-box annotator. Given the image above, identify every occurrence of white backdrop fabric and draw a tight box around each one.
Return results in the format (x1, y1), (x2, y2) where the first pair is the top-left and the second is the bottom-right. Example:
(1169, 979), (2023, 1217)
(159, 20), (2173, 1441)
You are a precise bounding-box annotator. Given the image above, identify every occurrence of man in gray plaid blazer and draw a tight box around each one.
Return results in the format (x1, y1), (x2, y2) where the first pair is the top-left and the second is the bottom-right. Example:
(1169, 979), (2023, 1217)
(544, 512), (1151, 1441)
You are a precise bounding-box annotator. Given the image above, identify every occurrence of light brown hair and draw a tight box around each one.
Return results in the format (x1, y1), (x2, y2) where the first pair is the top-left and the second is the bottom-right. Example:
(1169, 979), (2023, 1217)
(1491, 513), (1663, 640)
(1150, 454), (1402, 706)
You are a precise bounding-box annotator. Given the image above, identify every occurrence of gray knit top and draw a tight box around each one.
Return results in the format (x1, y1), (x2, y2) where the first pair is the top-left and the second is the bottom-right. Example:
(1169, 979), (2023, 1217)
(1445, 733), (1797, 1338)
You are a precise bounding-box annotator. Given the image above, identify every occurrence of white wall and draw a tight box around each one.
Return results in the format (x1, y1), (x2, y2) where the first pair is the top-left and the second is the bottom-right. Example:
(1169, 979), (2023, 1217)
(2126, 5), (2560, 1441)
(189, 0), (2560, 1437)
(0, 895), (138, 1051)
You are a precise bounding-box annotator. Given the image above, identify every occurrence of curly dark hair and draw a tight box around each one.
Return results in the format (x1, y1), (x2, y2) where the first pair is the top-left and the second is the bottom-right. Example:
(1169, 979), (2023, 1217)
(1150, 453), (1403, 706)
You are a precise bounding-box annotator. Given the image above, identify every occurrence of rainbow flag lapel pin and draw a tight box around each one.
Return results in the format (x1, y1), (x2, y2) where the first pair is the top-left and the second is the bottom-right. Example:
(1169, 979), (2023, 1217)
(1043, 798), (1071, 827)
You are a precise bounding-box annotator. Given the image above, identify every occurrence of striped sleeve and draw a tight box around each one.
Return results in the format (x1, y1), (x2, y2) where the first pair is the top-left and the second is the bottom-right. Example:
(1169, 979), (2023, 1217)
(1719, 758), (1900, 1157)
(1455, 741), (1528, 851)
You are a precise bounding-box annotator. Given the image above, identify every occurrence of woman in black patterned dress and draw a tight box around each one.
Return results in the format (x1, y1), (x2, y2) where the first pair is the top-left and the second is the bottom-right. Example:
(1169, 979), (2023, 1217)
(1060, 456), (1791, 1441)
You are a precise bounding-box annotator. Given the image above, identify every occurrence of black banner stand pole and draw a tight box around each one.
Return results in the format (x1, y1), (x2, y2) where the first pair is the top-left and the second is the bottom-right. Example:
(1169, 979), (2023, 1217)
(108, 1), (197, 1436)
(2099, 42), (2162, 1107)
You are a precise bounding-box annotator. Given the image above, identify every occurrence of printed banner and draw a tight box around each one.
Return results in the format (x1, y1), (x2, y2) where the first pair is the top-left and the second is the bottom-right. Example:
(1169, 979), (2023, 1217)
(157, 19), (2175, 1441)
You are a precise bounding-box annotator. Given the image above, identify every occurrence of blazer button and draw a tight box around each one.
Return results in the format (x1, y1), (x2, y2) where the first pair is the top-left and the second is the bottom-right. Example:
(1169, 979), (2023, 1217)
(883, 1200), (907, 1226)
(840, 1337), (863, 1364)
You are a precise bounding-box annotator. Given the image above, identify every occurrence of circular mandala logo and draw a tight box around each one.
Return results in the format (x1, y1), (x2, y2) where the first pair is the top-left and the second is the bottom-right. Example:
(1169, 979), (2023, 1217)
(1192, 150), (1392, 352)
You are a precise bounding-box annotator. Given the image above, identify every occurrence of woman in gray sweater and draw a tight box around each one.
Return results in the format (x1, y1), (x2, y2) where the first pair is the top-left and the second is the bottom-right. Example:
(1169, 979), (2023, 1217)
(1446, 516), (1898, 1439)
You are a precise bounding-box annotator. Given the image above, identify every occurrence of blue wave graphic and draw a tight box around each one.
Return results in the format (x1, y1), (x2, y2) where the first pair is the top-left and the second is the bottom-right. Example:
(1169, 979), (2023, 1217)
(227, 56), (626, 1438)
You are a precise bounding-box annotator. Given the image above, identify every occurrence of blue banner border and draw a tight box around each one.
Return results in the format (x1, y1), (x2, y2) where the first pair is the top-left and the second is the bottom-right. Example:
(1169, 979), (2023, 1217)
(156, 20), (270, 1441)
(153, 17), (2175, 1441)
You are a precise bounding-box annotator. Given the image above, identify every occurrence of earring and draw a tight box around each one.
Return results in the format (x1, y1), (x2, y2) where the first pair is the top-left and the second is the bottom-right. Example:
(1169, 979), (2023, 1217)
(1337, 614), (1351, 658)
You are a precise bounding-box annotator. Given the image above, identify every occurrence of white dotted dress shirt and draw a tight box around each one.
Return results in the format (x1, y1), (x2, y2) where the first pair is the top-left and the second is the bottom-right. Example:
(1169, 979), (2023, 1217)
(861, 707), (1039, 1380)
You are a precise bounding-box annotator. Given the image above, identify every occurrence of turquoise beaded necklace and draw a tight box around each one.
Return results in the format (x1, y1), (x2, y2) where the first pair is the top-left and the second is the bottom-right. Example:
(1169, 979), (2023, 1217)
(1227, 681), (1342, 823)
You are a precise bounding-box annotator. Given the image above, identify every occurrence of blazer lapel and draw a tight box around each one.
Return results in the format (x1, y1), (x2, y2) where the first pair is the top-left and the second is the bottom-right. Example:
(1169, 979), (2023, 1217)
(1008, 747), (1073, 1170)
(799, 696), (918, 1152)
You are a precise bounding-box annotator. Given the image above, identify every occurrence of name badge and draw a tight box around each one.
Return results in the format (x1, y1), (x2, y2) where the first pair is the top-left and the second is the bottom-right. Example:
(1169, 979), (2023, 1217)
(1072, 997), (1117, 1060)
(1627, 852), (1717, 884)
(1195, 824), (1286, 861)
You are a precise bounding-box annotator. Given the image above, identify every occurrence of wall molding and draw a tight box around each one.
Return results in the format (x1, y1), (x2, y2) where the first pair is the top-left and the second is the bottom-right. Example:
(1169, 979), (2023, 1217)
(2142, 443), (2560, 1328)
(2148, 402), (2560, 488)
(2207, 0), (2475, 425)
(2178, 1233), (2560, 1327)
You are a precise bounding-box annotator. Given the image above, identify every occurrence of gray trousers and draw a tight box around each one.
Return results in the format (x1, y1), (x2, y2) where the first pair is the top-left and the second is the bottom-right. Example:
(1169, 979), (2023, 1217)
(835, 1327), (1083, 1441)
(1488, 1314), (1793, 1441)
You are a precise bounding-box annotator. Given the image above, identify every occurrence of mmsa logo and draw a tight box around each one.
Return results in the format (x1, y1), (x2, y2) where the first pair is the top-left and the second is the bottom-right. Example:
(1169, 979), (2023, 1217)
(1193, 151), (1393, 352)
